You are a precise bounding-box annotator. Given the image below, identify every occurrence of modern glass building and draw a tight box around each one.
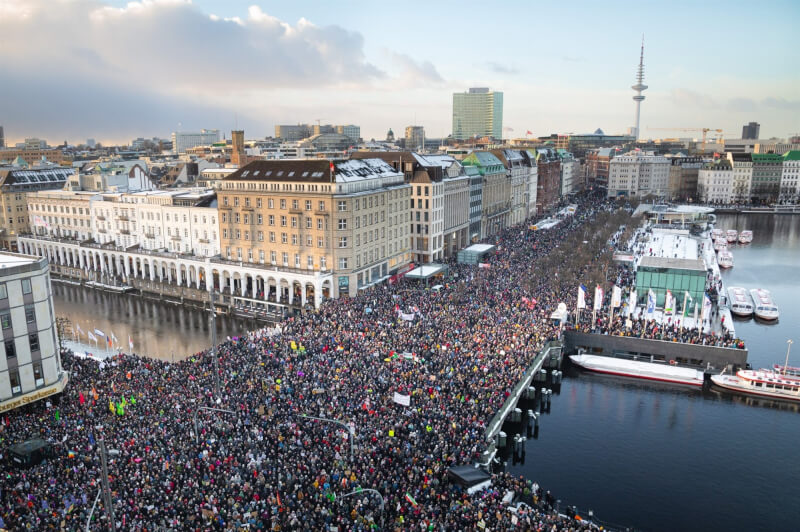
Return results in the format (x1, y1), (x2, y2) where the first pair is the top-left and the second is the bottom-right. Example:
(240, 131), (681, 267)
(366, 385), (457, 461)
(635, 256), (707, 312)
(452, 88), (503, 140)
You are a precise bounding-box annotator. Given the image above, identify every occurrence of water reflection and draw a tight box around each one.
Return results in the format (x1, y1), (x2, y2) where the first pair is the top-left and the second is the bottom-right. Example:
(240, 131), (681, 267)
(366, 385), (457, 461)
(52, 283), (261, 362)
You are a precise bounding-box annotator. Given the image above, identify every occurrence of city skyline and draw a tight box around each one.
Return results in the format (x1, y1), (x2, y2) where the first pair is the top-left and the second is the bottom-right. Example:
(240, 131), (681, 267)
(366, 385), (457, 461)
(1, 0), (798, 144)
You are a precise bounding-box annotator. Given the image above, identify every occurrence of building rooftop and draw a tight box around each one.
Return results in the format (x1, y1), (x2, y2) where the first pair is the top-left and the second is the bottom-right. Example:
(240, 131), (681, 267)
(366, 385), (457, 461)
(638, 256), (706, 272)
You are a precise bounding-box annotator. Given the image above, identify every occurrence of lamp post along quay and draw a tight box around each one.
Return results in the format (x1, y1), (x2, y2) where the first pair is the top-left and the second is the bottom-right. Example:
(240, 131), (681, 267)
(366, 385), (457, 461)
(301, 414), (355, 461)
(193, 406), (236, 444)
(87, 440), (120, 532)
(339, 488), (385, 529)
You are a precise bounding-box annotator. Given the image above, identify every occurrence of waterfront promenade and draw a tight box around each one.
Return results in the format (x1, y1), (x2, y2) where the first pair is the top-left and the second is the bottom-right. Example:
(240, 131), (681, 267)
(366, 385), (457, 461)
(0, 193), (658, 530)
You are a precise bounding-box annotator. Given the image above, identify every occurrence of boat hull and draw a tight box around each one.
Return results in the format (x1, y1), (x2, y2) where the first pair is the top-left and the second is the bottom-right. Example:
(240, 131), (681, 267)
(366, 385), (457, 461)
(570, 354), (704, 387)
(711, 375), (800, 402)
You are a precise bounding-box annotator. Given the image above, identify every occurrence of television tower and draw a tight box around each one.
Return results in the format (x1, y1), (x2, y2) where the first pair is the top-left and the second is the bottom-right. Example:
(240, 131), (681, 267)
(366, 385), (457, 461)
(631, 36), (647, 139)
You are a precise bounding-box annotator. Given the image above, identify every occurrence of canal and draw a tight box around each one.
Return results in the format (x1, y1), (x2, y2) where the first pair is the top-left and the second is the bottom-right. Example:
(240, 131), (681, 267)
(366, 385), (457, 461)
(52, 283), (263, 362)
(509, 213), (800, 532)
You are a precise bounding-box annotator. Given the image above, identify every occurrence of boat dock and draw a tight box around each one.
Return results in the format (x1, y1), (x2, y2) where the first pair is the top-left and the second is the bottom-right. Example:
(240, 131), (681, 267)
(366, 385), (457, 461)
(479, 341), (563, 467)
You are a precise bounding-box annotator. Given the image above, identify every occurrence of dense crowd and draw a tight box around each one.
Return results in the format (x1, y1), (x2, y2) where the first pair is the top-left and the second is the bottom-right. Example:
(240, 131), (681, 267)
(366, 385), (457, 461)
(2, 193), (620, 531)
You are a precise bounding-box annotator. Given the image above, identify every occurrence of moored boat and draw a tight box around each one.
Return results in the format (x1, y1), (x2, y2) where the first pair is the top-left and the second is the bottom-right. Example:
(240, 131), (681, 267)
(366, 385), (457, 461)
(569, 353), (704, 387)
(738, 230), (753, 244)
(727, 286), (753, 317)
(772, 364), (800, 377)
(726, 229), (738, 243)
(713, 239), (727, 252)
(718, 250), (733, 269)
(711, 369), (800, 402)
(750, 288), (779, 321)
(711, 228), (725, 241)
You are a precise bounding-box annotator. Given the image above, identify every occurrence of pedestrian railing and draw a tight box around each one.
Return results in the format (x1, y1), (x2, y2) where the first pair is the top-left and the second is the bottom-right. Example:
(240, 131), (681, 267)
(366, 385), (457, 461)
(485, 340), (562, 443)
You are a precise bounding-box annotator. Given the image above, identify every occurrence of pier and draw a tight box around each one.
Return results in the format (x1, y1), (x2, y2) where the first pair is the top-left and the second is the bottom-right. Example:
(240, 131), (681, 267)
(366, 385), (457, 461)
(480, 340), (563, 465)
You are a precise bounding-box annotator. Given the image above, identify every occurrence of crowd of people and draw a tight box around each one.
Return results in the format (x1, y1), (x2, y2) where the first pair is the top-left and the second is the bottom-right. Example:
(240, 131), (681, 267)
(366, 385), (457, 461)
(2, 192), (624, 531)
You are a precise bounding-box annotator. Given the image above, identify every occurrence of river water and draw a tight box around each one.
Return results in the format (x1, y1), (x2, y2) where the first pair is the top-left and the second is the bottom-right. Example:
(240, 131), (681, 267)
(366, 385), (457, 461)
(51, 284), (261, 361)
(51, 214), (799, 531)
(509, 213), (800, 532)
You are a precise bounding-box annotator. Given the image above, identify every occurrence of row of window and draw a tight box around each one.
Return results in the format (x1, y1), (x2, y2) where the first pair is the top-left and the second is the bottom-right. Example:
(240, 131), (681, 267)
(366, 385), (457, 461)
(0, 279), (31, 300)
(4, 332), (40, 358)
(7, 361), (45, 394)
(0, 305), (36, 328)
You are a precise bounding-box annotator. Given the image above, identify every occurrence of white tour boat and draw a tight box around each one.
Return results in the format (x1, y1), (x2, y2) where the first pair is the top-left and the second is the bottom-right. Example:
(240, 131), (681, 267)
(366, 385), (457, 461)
(726, 229), (738, 243)
(711, 228), (725, 242)
(570, 353), (704, 387)
(772, 364), (800, 377)
(713, 239), (728, 252)
(718, 250), (734, 269)
(738, 230), (753, 244)
(711, 369), (800, 402)
(750, 288), (779, 321)
(727, 286), (754, 317)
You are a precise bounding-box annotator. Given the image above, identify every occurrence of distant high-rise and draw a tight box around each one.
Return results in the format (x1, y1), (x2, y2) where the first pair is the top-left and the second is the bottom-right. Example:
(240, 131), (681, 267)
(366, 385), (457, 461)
(631, 37), (648, 140)
(452, 87), (503, 140)
(171, 129), (220, 154)
(742, 122), (760, 140)
(405, 126), (425, 151)
(0, 126), (4, 148)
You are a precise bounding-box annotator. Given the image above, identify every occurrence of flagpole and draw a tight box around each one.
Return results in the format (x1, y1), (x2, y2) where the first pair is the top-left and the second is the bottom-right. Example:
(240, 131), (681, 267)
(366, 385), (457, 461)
(681, 292), (688, 329)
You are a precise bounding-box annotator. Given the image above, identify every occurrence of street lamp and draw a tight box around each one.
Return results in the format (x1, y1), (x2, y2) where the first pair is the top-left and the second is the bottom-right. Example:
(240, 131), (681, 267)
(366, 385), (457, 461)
(300, 414), (355, 461)
(193, 406), (235, 444)
(338, 488), (385, 529)
(85, 440), (120, 532)
(209, 290), (221, 400)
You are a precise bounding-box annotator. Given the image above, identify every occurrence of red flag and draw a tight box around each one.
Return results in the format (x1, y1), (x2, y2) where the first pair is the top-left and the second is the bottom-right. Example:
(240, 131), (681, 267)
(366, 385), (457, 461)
(79, 392), (85, 405)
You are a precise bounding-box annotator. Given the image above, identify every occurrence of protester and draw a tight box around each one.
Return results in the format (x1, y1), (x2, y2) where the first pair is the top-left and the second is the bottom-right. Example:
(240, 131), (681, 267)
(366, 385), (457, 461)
(1, 192), (622, 531)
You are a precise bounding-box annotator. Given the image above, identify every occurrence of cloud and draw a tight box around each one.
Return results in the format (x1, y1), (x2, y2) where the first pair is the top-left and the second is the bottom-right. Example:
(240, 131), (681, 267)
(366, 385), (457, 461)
(762, 97), (800, 111)
(386, 52), (445, 85)
(486, 62), (519, 75)
(726, 97), (757, 112)
(669, 88), (717, 108)
(0, 0), (394, 141)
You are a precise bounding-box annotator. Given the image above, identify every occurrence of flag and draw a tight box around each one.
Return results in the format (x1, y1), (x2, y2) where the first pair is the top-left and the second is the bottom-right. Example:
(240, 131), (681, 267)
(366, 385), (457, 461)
(88, 331), (97, 343)
(94, 329), (105, 337)
(627, 289), (637, 316)
(593, 285), (604, 311)
(646, 289), (656, 316)
(76, 324), (83, 337)
(107, 336), (112, 349)
(694, 302), (699, 324)
(577, 284), (587, 310)
(683, 292), (694, 317)
(611, 285), (622, 309)
(129, 335), (134, 351)
(702, 293), (712, 323)
(111, 332), (118, 344)
(405, 493), (418, 507)
(526, 130), (532, 135)
(664, 290), (673, 314)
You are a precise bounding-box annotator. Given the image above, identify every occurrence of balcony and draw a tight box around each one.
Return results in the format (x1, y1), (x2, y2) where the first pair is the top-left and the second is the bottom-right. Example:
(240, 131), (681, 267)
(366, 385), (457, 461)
(171, 236), (181, 241)
(198, 238), (210, 244)
(118, 215), (129, 221)
(289, 208), (303, 215)
(96, 215), (106, 221)
(120, 229), (130, 235)
(144, 233), (156, 239)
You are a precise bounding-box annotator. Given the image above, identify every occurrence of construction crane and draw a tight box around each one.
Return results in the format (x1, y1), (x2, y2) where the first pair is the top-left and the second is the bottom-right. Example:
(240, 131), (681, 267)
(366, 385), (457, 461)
(647, 127), (723, 153)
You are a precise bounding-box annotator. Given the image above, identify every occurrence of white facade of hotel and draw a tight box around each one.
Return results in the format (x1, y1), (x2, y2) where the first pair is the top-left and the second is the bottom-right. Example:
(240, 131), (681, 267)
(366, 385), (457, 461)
(607, 152), (670, 198)
(780, 157), (800, 202)
(698, 165), (734, 204)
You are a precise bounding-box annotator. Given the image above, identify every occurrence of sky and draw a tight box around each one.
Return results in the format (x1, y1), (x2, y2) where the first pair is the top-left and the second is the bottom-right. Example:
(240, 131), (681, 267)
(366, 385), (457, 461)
(1, 0), (798, 146)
